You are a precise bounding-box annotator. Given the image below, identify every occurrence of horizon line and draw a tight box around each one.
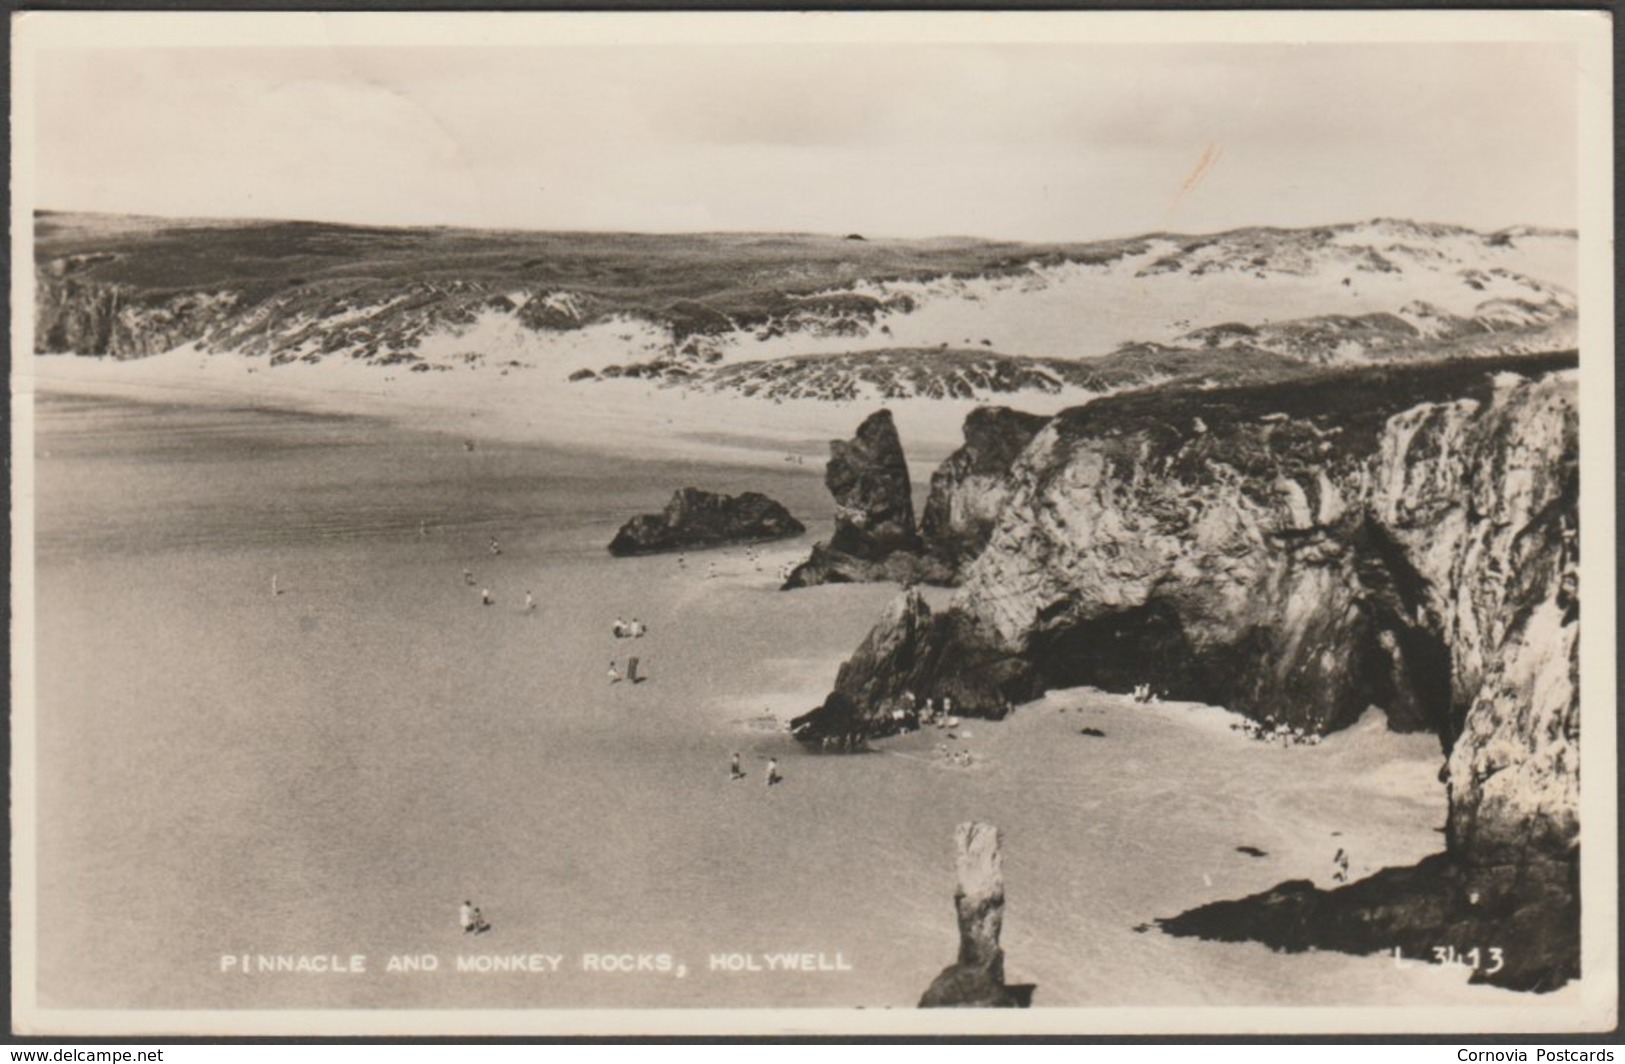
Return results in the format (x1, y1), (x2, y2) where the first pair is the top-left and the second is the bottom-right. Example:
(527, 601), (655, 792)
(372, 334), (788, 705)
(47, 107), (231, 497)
(31, 205), (1579, 248)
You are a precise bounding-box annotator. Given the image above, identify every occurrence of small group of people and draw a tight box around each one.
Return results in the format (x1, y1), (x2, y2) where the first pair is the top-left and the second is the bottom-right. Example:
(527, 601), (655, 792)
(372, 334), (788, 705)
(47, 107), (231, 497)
(612, 617), (647, 639)
(936, 743), (975, 768)
(472, 584), (536, 611)
(1130, 684), (1161, 704)
(728, 752), (780, 786)
(816, 732), (868, 753)
(458, 900), (492, 935)
(608, 656), (645, 684)
(1233, 715), (1322, 747)
(1332, 847), (1351, 884)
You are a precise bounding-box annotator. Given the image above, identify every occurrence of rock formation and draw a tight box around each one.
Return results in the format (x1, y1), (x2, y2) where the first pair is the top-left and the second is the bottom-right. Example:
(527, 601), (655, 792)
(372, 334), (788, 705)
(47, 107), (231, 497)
(607, 488), (804, 556)
(919, 406), (1050, 570)
(809, 351), (1582, 989)
(824, 408), (920, 560)
(919, 822), (1032, 1008)
(785, 406), (1045, 590)
(783, 410), (947, 588)
(1158, 852), (1577, 993)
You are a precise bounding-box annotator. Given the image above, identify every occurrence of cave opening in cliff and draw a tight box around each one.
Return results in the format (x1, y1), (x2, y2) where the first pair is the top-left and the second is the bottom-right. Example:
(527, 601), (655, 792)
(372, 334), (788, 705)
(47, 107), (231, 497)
(1355, 520), (1456, 744)
(1024, 601), (1249, 704)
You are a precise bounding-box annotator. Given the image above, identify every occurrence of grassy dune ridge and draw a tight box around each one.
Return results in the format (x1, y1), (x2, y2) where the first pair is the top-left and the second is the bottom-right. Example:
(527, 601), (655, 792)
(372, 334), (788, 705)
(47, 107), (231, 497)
(34, 210), (1579, 403)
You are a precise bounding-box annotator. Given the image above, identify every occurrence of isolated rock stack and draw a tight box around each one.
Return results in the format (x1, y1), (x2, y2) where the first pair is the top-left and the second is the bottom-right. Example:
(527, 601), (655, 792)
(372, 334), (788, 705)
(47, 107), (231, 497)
(783, 409), (951, 588)
(825, 409), (921, 560)
(607, 487), (803, 556)
(919, 821), (1031, 1008)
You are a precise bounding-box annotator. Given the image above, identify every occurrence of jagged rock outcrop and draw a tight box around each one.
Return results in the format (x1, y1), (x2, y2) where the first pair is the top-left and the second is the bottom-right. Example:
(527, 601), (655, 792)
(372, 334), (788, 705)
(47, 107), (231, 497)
(35, 275), (240, 360)
(607, 488), (804, 556)
(919, 406), (1050, 569)
(808, 350), (1581, 988)
(783, 410), (936, 588)
(1158, 851), (1577, 993)
(919, 822), (1032, 1008)
(785, 405), (1043, 591)
(825, 409), (920, 560)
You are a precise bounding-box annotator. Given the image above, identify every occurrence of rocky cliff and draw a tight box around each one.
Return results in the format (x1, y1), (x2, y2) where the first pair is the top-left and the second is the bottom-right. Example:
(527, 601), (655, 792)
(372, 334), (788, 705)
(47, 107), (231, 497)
(806, 351), (1581, 987)
(919, 406), (1051, 570)
(607, 488), (804, 556)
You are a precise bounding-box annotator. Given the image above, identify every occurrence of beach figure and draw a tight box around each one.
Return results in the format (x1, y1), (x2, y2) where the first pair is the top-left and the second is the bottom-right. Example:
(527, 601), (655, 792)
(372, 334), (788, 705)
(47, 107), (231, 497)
(613, 617), (627, 639)
(490, 537), (502, 556)
(608, 661), (621, 684)
(730, 753), (744, 780)
(463, 569), (475, 587)
(943, 696), (954, 717)
(765, 758), (781, 787)
(1333, 848), (1350, 883)
(460, 900), (477, 933)
(678, 554), (686, 569)
(482, 587), (493, 606)
(271, 575), (281, 596)
(708, 562), (718, 580)
(470, 907), (490, 934)
(524, 591), (536, 612)
(626, 656), (641, 684)
(631, 618), (644, 639)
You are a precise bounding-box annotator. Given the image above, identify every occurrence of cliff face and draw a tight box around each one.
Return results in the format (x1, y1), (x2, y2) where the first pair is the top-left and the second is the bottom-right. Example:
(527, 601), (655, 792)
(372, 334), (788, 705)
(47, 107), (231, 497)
(919, 406), (1050, 570)
(35, 276), (239, 360)
(818, 352), (1578, 855)
(814, 351), (1580, 988)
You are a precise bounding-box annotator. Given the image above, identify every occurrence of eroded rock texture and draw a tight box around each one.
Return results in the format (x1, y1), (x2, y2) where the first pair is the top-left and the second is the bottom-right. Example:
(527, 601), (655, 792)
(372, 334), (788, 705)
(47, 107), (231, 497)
(607, 488), (804, 556)
(811, 352), (1581, 989)
(920, 406), (1050, 570)
(919, 822), (1032, 1008)
(784, 410), (939, 588)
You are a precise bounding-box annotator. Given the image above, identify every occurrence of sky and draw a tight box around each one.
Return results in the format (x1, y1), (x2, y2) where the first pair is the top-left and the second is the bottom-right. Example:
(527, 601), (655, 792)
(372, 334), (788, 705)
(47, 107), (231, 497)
(25, 29), (1585, 242)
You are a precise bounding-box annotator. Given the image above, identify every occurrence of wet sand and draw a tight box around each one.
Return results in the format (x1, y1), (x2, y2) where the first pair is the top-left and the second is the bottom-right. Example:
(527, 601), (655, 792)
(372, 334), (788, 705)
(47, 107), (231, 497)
(24, 389), (1563, 1012)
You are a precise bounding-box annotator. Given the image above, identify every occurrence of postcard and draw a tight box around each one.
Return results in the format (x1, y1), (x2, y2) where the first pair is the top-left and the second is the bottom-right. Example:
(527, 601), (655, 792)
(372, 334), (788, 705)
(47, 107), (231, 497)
(9, 9), (1616, 1037)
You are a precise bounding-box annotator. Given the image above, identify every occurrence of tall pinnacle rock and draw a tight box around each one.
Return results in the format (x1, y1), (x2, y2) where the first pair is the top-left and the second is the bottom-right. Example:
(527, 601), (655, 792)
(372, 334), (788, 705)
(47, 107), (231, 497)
(783, 408), (948, 590)
(919, 821), (1033, 1008)
(825, 408), (921, 561)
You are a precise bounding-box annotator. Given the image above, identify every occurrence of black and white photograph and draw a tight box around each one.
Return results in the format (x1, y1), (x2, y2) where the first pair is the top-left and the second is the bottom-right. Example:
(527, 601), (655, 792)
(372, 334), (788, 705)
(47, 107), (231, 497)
(8, 10), (1616, 1037)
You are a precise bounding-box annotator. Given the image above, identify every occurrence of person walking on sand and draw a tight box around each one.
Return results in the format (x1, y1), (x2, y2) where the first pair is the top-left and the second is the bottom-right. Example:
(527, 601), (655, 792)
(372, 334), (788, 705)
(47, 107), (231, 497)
(608, 661), (621, 684)
(482, 587), (493, 606)
(524, 590), (536, 612)
(626, 656), (641, 684)
(765, 758), (781, 786)
(730, 752), (744, 780)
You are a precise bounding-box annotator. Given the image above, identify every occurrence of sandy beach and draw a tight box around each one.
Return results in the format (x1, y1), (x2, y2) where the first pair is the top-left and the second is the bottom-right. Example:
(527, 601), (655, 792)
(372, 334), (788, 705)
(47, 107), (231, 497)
(21, 375), (1577, 1013)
